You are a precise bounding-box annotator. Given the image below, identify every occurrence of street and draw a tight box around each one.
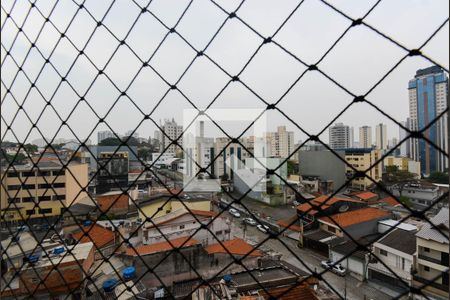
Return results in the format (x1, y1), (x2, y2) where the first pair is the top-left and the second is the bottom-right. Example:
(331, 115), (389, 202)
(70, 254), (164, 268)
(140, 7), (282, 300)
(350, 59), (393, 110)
(225, 211), (395, 300)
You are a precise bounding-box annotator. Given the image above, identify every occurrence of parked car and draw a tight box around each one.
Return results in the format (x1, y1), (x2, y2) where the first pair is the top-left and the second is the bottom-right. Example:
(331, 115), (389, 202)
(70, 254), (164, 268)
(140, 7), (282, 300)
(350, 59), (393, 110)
(17, 225), (29, 232)
(320, 260), (333, 269)
(229, 208), (241, 218)
(331, 264), (347, 276)
(257, 224), (270, 233)
(243, 218), (257, 226)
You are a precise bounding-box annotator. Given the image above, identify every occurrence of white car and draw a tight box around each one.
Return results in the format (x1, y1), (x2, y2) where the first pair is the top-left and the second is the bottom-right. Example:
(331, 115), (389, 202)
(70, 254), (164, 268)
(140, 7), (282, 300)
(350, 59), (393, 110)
(320, 260), (333, 269)
(243, 218), (257, 226)
(229, 208), (241, 218)
(257, 224), (270, 233)
(332, 264), (347, 276)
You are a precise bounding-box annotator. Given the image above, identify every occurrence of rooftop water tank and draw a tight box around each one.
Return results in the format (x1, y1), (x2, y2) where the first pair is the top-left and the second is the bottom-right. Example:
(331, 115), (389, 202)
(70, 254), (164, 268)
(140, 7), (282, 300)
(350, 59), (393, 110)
(123, 266), (136, 280)
(83, 220), (92, 227)
(102, 278), (118, 293)
(223, 274), (232, 283)
(28, 255), (39, 264)
(53, 247), (65, 255)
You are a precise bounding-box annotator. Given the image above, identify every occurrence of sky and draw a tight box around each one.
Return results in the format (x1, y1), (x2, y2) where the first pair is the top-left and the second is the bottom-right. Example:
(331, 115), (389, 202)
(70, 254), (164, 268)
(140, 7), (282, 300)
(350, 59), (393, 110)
(1, 0), (449, 146)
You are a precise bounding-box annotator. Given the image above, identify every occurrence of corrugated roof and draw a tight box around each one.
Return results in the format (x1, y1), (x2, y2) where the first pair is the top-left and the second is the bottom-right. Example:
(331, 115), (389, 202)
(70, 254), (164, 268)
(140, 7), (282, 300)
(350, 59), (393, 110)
(319, 207), (390, 228)
(205, 239), (263, 257)
(416, 208), (449, 244)
(126, 236), (199, 256)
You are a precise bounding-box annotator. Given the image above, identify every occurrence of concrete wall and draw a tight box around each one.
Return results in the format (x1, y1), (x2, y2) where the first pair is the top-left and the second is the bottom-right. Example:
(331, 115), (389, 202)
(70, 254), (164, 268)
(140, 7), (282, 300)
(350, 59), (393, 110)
(299, 150), (346, 193)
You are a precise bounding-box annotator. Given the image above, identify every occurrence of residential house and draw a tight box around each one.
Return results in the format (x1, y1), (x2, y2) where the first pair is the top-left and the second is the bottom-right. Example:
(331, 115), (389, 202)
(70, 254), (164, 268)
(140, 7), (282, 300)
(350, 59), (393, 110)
(140, 207), (230, 245)
(368, 228), (417, 290)
(412, 208), (449, 300)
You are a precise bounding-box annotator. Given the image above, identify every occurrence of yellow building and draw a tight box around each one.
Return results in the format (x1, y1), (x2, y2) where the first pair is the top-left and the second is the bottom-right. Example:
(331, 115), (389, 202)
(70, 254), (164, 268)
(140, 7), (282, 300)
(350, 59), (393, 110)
(1, 161), (89, 222)
(137, 194), (211, 221)
(344, 148), (382, 190)
(384, 155), (421, 176)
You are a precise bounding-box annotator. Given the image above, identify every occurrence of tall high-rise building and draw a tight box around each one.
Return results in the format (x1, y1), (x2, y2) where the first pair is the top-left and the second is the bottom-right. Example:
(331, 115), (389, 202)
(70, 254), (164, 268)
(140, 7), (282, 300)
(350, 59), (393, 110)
(375, 123), (387, 150)
(159, 119), (183, 154)
(408, 66), (448, 175)
(399, 118), (412, 158)
(97, 130), (114, 144)
(359, 126), (372, 148)
(329, 123), (353, 149)
(265, 126), (294, 158)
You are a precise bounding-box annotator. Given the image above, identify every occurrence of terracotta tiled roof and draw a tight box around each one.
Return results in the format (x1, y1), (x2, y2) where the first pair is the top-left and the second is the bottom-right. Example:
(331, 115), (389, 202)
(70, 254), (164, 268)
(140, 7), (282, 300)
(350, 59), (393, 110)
(126, 236), (199, 256)
(258, 283), (319, 300)
(319, 207), (390, 228)
(190, 210), (218, 217)
(379, 196), (400, 207)
(72, 224), (114, 249)
(297, 195), (364, 215)
(277, 216), (302, 232)
(354, 191), (378, 200)
(205, 239), (263, 257)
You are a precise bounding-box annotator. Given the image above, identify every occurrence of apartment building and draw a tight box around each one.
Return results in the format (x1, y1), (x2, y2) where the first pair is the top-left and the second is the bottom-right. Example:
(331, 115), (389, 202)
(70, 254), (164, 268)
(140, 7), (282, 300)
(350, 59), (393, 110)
(359, 126), (372, 148)
(329, 123), (354, 149)
(375, 123), (388, 150)
(413, 208), (449, 300)
(159, 118), (183, 154)
(1, 161), (89, 222)
(384, 156), (421, 176)
(213, 137), (248, 180)
(344, 148), (383, 190)
(265, 126), (294, 158)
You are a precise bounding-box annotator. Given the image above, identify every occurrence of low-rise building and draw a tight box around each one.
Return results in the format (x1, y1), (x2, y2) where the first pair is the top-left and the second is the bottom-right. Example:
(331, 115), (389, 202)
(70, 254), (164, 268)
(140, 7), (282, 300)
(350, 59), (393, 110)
(318, 207), (391, 239)
(1, 242), (95, 299)
(390, 181), (444, 210)
(344, 148), (383, 190)
(413, 208), (449, 300)
(140, 207), (230, 245)
(384, 155), (421, 176)
(368, 228), (417, 290)
(1, 161), (89, 222)
(96, 190), (130, 217)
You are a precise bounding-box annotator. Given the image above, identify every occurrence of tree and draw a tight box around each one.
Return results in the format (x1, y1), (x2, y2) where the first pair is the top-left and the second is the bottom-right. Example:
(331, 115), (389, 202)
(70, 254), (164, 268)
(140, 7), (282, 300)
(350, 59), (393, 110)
(287, 160), (298, 176)
(428, 171), (448, 184)
(398, 195), (412, 208)
(5, 153), (27, 165)
(385, 165), (399, 173)
(23, 143), (38, 153)
(99, 136), (140, 146)
(138, 147), (151, 160)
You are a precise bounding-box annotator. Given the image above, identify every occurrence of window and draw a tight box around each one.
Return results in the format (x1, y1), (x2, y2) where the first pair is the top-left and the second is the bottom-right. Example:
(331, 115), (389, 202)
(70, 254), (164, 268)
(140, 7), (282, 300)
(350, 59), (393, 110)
(22, 184), (35, 190)
(180, 225), (185, 229)
(8, 198), (20, 203)
(38, 184), (52, 189)
(53, 183), (65, 188)
(424, 247), (430, 253)
(38, 208), (52, 214)
(37, 170), (51, 176)
(22, 197), (35, 203)
(424, 266), (430, 272)
(38, 196), (51, 201)
(53, 195), (65, 201)
(21, 171), (35, 177)
(53, 169), (65, 176)
(402, 258), (405, 270)
(7, 172), (19, 178)
(380, 249), (388, 256)
(7, 185), (21, 190)
(25, 209), (35, 216)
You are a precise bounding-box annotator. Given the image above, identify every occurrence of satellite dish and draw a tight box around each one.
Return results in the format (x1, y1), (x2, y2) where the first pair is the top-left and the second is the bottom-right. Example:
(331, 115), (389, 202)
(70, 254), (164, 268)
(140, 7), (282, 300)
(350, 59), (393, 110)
(339, 204), (349, 212)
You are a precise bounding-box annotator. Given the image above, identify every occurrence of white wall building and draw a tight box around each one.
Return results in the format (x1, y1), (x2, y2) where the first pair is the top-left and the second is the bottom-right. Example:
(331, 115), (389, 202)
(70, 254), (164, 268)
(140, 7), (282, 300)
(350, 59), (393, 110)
(159, 119), (183, 154)
(329, 123), (353, 149)
(359, 126), (372, 148)
(265, 126), (294, 158)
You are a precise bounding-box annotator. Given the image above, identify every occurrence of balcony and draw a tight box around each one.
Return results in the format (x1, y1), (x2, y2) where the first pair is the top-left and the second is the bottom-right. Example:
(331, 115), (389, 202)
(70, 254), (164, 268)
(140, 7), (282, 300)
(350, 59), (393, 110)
(413, 275), (449, 293)
(418, 254), (444, 266)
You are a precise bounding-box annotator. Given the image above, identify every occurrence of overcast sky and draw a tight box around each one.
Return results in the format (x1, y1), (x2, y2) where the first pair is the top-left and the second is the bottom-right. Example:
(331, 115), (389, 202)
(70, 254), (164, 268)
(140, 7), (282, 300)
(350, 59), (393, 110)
(1, 0), (448, 146)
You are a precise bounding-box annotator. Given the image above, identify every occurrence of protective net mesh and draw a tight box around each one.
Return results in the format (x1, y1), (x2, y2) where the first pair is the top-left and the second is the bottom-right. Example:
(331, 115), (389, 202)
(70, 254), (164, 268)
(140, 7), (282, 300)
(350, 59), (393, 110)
(1, 0), (449, 299)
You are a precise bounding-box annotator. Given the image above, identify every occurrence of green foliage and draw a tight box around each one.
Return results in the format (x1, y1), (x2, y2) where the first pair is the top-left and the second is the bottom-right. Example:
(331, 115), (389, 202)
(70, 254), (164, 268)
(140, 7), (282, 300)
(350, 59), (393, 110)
(398, 195), (412, 208)
(287, 160), (298, 175)
(5, 153), (27, 165)
(99, 136), (140, 146)
(385, 165), (399, 173)
(23, 143), (38, 153)
(428, 171), (448, 184)
(137, 147), (151, 160)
